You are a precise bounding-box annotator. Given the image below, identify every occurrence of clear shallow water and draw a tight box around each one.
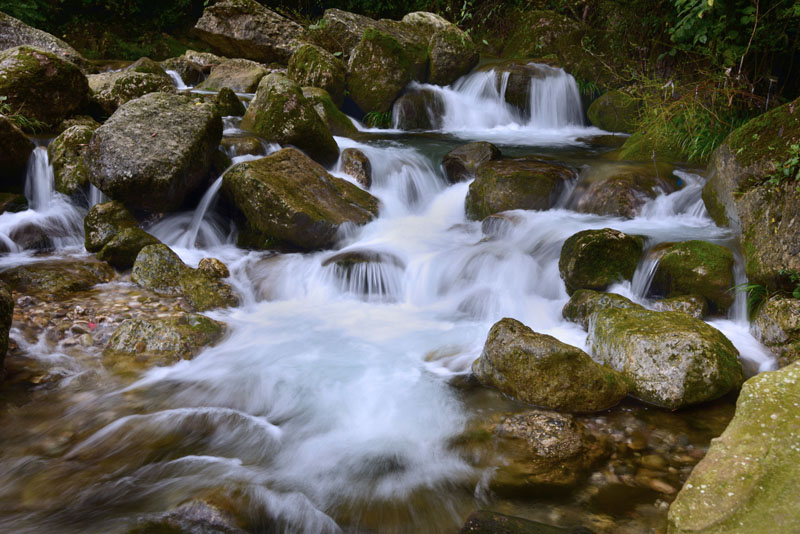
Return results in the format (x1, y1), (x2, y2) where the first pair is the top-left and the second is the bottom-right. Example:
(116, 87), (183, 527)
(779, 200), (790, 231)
(0, 66), (776, 533)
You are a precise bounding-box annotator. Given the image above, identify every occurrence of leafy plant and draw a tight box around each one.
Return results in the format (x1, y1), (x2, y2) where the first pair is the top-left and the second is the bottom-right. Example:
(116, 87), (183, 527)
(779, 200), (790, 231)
(778, 269), (800, 299)
(733, 281), (768, 318)
(767, 143), (800, 192)
(363, 110), (392, 129)
(0, 96), (47, 133)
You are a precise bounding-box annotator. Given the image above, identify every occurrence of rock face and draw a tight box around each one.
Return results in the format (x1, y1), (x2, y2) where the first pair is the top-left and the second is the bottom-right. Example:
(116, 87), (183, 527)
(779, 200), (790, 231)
(88, 70), (176, 115)
(193, 0), (304, 63)
(222, 148), (379, 250)
(132, 244), (238, 311)
(196, 58), (269, 93)
(161, 50), (224, 86)
(288, 43), (346, 107)
(586, 90), (640, 133)
(85, 92), (222, 212)
(49, 125), (96, 197)
(103, 313), (226, 375)
(472, 318), (628, 412)
(0, 115), (34, 186)
(392, 88), (445, 130)
(588, 308), (743, 409)
(559, 229), (644, 295)
(0, 259), (115, 300)
(341, 148), (372, 189)
(0, 45), (89, 126)
(428, 26), (479, 86)
(301, 87), (357, 137)
(0, 12), (90, 72)
(702, 96), (800, 290)
(442, 142), (501, 184)
(241, 74), (339, 167)
(562, 289), (643, 330)
(650, 240), (735, 314)
(751, 296), (800, 367)
(465, 158), (575, 220)
(668, 362), (800, 534)
(0, 281), (13, 374)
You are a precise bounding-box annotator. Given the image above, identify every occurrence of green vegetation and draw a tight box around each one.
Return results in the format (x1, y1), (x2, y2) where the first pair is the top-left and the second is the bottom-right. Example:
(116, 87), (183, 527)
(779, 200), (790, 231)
(0, 96), (47, 133)
(363, 110), (391, 128)
(767, 144), (800, 192)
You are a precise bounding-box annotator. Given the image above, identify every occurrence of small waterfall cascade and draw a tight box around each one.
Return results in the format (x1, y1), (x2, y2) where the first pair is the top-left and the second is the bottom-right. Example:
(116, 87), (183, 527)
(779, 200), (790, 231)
(165, 69), (190, 90)
(24, 145), (55, 211)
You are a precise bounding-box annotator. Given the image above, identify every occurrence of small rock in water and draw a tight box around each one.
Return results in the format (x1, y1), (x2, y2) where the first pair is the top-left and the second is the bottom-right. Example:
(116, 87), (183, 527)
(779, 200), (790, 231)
(198, 257), (230, 279)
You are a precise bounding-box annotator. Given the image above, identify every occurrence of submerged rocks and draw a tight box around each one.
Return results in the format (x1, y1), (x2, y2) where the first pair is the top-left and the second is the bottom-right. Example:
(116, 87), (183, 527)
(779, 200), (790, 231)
(196, 58), (269, 93)
(586, 90), (640, 133)
(588, 308), (743, 409)
(193, 0), (304, 64)
(465, 158), (575, 220)
(460, 510), (590, 534)
(751, 296), (800, 367)
(288, 43), (346, 107)
(0, 281), (13, 373)
(49, 124), (96, 197)
(241, 74), (339, 167)
(0, 259), (115, 300)
(668, 362), (800, 533)
(132, 244), (237, 311)
(559, 229), (644, 295)
(0, 12), (90, 72)
(85, 92), (222, 212)
(341, 148), (372, 189)
(472, 318), (628, 412)
(0, 45), (89, 126)
(222, 148), (379, 250)
(88, 70), (176, 114)
(0, 115), (34, 185)
(442, 142), (501, 184)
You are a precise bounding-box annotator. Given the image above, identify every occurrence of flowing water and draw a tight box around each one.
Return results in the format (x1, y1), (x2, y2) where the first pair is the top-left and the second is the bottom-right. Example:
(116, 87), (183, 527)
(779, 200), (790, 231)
(0, 65), (777, 533)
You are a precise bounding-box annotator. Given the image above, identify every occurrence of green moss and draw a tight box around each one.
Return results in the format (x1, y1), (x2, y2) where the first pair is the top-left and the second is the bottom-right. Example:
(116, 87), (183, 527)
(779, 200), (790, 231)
(587, 90), (641, 133)
(559, 229), (644, 295)
(301, 86), (357, 137)
(724, 96), (800, 168)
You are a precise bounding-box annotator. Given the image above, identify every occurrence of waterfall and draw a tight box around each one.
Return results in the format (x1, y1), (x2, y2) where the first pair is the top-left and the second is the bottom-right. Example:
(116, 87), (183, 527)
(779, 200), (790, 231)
(24, 146), (54, 211)
(165, 69), (190, 90)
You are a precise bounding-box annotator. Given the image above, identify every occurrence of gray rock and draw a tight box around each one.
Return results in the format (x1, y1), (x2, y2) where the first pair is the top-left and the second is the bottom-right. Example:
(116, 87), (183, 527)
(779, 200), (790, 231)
(442, 142), (501, 184)
(751, 296), (800, 367)
(87, 70), (176, 114)
(49, 125), (96, 197)
(0, 11), (91, 72)
(196, 58), (269, 93)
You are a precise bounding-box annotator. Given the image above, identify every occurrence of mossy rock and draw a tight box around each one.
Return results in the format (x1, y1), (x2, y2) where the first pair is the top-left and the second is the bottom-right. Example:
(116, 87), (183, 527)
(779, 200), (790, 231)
(0, 192), (28, 214)
(160, 50), (224, 86)
(288, 43), (346, 107)
(57, 115), (100, 132)
(650, 240), (735, 315)
(126, 57), (167, 77)
(472, 317), (628, 413)
(428, 26), (479, 86)
(103, 313), (226, 376)
(586, 90), (640, 133)
(0, 259), (115, 300)
(0, 281), (14, 372)
(96, 227), (162, 270)
(751, 296), (800, 367)
(466, 158), (575, 220)
(215, 87), (246, 117)
(392, 88), (445, 131)
(668, 362), (800, 533)
(0, 114), (34, 187)
(562, 289), (643, 330)
(442, 142), (501, 184)
(559, 228), (644, 295)
(87, 70), (176, 114)
(49, 124), (96, 197)
(301, 86), (358, 137)
(196, 58), (268, 93)
(341, 148), (372, 188)
(0, 45), (89, 126)
(241, 73), (339, 167)
(587, 308), (743, 409)
(0, 11), (91, 73)
(652, 295), (709, 320)
(221, 148), (378, 251)
(84, 200), (138, 253)
(615, 128), (687, 163)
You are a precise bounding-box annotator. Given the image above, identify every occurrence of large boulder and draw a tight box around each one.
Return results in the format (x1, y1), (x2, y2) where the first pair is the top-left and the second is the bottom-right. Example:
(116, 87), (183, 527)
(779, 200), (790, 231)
(0, 12), (91, 72)
(702, 96), (800, 290)
(84, 200), (138, 252)
(85, 92), (222, 212)
(472, 318), (628, 412)
(241, 74), (339, 167)
(558, 228), (644, 295)
(0, 45), (89, 126)
(103, 313), (226, 376)
(392, 88), (445, 130)
(0, 281), (13, 374)
(132, 244), (238, 311)
(649, 240), (735, 314)
(97, 227), (162, 270)
(0, 114), (34, 186)
(49, 124), (96, 197)
(562, 289), (643, 330)
(587, 308), (744, 409)
(668, 362), (800, 534)
(193, 0), (304, 64)
(88, 70), (176, 115)
(751, 296), (800, 367)
(288, 43), (346, 107)
(465, 158), (575, 220)
(196, 58), (269, 93)
(301, 86), (358, 137)
(442, 142), (501, 184)
(586, 90), (641, 133)
(427, 26), (479, 86)
(222, 148), (379, 250)
(0, 259), (115, 301)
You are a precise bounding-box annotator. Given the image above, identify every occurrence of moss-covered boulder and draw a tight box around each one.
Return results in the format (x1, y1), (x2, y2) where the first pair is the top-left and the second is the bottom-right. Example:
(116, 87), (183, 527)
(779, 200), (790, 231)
(0, 259), (115, 300)
(587, 90), (640, 133)
(222, 148), (378, 250)
(442, 142), (501, 184)
(0, 114), (34, 186)
(392, 88), (445, 130)
(103, 313), (226, 376)
(459, 510), (588, 534)
(57, 115), (100, 132)
(668, 362), (800, 534)
(84, 200), (138, 252)
(48, 124), (96, 197)
(0, 281), (13, 374)
(650, 240), (735, 314)
(341, 148), (372, 189)
(86, 92), (222, 212)
(562, 289), (643, 330)
(751, 296), (800, 367)
(126, 57), (167, 76)
(472, 318), (628, 412)
(652, 295), (709, 320)
(193, 0), (304, 64)
(465, 158), (575, 220)
(702, 96), (800, 290)
(196, 58), (269, 93)
(215, 87), (246, 117)
(197, 257), (230, 279)
(242, 74), (339, 167)
(428, 26), (479, 86)
(0, 12), (91, 72)
(132, 244), (238, 311)
(288, 43), (346, 107)
(161, 50), (224, 86)
(0, 45), (89, 126)
(347, 27), (428, 114)
(587, 308), (743, 409)
(301, 86), (358, 137)
(558, 228), (644, 295)
(87, 70), (175, 115)
(615, 128), (687, 163)
(97, 227), (162, 270)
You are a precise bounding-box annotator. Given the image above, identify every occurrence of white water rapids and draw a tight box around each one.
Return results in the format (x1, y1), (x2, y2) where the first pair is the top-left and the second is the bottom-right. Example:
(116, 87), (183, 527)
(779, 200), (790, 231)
(0, 65), (777, 533)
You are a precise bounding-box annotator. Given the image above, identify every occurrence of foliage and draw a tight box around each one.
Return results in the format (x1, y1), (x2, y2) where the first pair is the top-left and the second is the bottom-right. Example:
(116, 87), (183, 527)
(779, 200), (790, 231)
(766, 143), (800, 192)
(734, 281), (768, 318)
(0, 96), (47, 133)
(363, 111), (392, 128)
(778, 269), (800, 299)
